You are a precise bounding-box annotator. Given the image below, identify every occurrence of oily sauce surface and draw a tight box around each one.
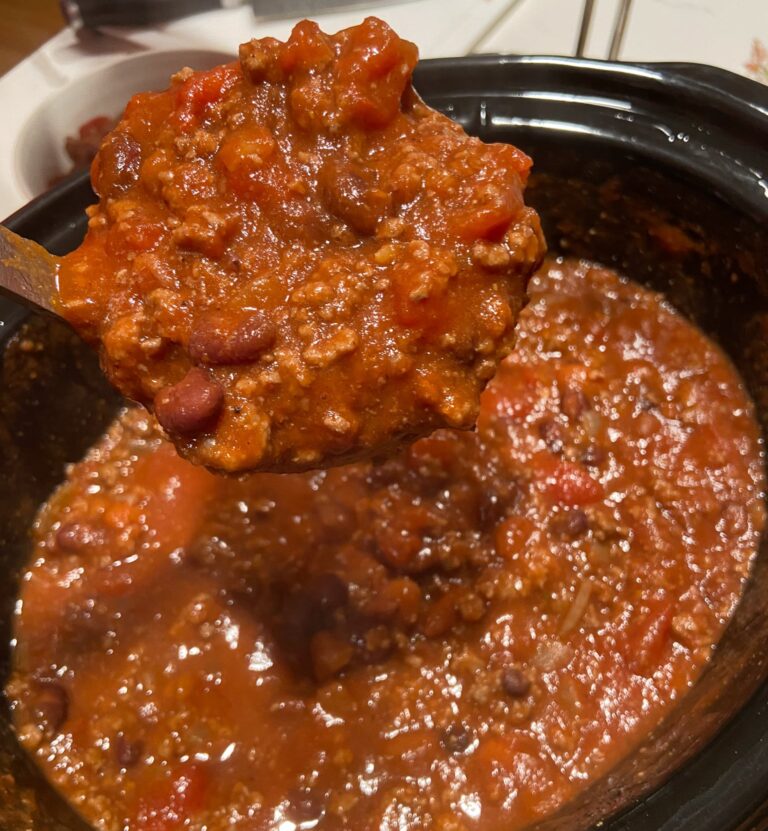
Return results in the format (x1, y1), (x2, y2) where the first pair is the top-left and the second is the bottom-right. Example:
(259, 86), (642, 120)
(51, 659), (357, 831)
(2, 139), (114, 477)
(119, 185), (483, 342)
(57, 18), (543, 473)
(9, 259), (765, 831)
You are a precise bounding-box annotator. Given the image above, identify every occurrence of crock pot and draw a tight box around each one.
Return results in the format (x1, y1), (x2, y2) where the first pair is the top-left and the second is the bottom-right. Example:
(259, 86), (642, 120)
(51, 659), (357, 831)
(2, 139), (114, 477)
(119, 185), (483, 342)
(1, 55), (767, 831)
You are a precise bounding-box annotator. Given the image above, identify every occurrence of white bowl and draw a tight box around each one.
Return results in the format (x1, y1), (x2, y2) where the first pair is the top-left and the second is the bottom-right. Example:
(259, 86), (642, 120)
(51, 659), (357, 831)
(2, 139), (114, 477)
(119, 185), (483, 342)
(15, 48), (233, 199)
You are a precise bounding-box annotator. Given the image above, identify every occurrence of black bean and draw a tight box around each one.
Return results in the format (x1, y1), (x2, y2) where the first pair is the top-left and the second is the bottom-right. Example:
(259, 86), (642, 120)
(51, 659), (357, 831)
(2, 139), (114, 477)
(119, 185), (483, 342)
(501, 668), (531, 698)
(188, 310), (276, 365)
(538, 417), (564, 453)
(115, 733), (144, 768)
(277, 600), (315, 659)
(282, 574), (348, 644)
(580, 444), (607, 467)
(477, 492), (505, 530)
(31, 680), (69, 734)
(286, 788), (323, 822)
(560, 388), (588, 420)
(440, 723), (473, 755)
(550, 509), (589, 539)
(155, 367), (224, 436)
(309, 573), (349, 615)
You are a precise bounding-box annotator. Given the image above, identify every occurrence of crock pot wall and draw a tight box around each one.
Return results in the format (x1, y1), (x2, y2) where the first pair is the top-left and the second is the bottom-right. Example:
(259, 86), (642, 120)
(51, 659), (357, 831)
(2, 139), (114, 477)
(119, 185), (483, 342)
(0, 173), (116, 831)
(0, 56), (767, 831)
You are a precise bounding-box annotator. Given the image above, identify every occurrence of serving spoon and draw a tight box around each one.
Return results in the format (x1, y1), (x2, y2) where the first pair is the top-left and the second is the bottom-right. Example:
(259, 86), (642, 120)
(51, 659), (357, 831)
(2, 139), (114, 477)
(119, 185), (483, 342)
(0, 224), (60, 317)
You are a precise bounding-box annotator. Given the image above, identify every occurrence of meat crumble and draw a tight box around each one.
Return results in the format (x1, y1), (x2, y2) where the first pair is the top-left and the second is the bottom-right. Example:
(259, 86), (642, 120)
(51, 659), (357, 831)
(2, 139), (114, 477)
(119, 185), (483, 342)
(56, 18), (544, 473)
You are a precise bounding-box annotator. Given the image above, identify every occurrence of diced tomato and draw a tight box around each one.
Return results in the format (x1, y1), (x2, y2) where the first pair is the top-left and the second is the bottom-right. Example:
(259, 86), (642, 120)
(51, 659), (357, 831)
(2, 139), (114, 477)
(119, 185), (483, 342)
(451, 197), (518, 242)
(217, 125), (276, 174)
(470, 733), (560, 823)
(310, 630), (354, 681)
(407, 432), (460, 471)
(495, 516), (536, 560)
(478, 364), (540, 429)
(106, 221), (163, 255)
(174, 63), (240, 129)
(532, 454), (604, 507)
(132, 443), (219, 556)
(137, 765), (210, 831)
(216, 124), (280, 197)
(390, 273), (451, 332)
(54, 240), (112, 335)
(280, 19), (334, 73)
(420, 589), (459, 637)
(336, 16), (418, 128)
(497, 142), (533, 183)
(374, 502), (438, 570)
(621, 597), (674, 677)
(393, 295), (445, 331)
(19, 445), (219, 643)
(647, 220), (697, 256)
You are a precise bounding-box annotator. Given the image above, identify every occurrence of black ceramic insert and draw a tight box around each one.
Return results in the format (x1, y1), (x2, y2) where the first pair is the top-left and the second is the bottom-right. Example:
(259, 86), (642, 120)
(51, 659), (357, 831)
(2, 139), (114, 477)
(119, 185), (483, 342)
(0, 56), (767, 831)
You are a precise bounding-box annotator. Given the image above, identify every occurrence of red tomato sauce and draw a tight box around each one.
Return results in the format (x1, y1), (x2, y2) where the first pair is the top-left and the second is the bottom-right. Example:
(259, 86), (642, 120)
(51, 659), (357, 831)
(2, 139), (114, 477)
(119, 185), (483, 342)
(56, 18), (543, 474)
(9, 258), (764, 831)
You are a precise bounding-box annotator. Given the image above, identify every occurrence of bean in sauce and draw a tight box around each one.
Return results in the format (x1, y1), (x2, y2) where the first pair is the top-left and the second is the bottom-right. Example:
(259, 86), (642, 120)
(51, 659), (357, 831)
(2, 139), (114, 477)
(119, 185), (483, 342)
(56, 18), (544, 473)
(8, 258), (765, 831)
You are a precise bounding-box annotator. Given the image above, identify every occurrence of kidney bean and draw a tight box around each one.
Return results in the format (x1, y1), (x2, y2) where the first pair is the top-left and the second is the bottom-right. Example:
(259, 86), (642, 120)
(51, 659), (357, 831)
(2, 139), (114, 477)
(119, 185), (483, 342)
(188, 310), (276, 365)
(580, 444), (607, 467)
(550, 509), (589, 539)
(115, 733), (144, 768)
(319, 158), (388, 235)
(94, 132), (141, 196)
(31, 679), (69, 734)
(538, 417), (564, 454)
(155, 368), (224, 435)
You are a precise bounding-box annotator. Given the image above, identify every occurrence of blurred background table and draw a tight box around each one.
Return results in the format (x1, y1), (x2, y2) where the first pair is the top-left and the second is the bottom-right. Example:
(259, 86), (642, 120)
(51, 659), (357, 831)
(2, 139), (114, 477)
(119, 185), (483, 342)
(0, 0), (62, 75)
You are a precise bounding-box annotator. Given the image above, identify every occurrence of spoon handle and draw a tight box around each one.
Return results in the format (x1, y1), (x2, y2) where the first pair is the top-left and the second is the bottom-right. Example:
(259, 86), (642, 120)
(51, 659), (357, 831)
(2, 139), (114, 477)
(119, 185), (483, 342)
(0, 225), (60, 317)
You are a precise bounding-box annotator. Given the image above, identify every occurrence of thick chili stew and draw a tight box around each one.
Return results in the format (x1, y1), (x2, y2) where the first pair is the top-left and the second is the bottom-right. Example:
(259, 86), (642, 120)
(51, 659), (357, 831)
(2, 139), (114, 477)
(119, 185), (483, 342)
(56, 18), (543, 474)
(8, 258), (764, 831)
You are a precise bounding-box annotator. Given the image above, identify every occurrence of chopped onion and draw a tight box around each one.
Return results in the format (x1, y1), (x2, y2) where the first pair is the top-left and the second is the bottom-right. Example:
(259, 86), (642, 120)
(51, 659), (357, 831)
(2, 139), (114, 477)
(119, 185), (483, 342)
(534, 639), (574, 672)
(581, 409), (602, 438)
(559, 579), (593, 635)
